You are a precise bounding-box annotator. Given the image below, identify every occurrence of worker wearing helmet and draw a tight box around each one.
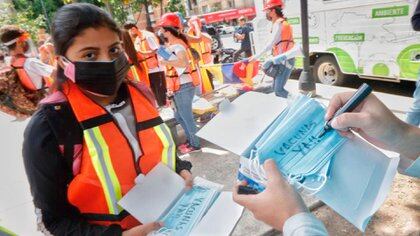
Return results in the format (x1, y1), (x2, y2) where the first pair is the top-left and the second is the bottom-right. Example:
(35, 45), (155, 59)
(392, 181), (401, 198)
(249, 0), (296, 98)
(157, 13), (202, 154)
(186, 16), (214, 93)
(0, 25), (55, 92)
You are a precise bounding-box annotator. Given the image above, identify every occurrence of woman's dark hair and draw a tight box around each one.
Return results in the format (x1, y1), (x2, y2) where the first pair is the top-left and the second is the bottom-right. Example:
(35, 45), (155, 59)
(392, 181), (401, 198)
(162, 26), (190, 47)
(273, 6), (285, 18)
(123, 22), (137, 30)
(121, 29), (144, 73)
(51, 3), (121, 85)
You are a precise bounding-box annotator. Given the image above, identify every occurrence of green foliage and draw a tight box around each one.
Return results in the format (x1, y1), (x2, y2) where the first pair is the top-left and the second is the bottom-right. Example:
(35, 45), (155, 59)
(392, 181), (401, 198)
(12, 0), (63, 24)
(165, 0), (185, 15)
(0, 3), (46, 42)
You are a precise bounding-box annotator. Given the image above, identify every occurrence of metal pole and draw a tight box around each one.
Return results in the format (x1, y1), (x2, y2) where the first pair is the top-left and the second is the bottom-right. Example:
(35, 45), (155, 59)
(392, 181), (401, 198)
(298, 0), (316, 96)
(39, 0), (51, 31)
(185, 0), (191, 17)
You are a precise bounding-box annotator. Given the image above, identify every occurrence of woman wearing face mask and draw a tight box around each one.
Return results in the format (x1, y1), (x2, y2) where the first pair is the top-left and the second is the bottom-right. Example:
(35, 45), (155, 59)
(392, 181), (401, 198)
(22, 4), (193, 235)
(0, 25), (55, 92)
(249, 0), (297, 98)
(157, 13), (202, 154)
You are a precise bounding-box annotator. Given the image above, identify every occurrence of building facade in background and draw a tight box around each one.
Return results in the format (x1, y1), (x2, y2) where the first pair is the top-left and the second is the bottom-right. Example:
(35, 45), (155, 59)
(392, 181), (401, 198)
(134, 0), (256, 29)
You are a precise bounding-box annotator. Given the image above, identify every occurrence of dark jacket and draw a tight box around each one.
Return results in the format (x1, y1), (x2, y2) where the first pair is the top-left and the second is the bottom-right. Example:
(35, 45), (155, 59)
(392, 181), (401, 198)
(22, 87), (192, 236)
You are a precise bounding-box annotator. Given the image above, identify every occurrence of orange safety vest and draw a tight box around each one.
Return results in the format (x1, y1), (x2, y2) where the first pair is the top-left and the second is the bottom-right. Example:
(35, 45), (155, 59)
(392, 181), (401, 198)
(272, 18), (295, 56)
(11, 56), (44, 91)
(127, 64), (150, 87)
(200, 34), (213, 65)
(63, 81), (176, 229)
(187, 29), (212, 65)
(138, 33), (159, 70)
(165, 43), (200, 92)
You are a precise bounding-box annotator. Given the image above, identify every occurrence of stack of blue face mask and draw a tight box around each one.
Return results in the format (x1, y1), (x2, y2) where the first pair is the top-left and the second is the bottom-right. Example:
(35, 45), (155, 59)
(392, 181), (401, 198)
(239, 95), (347, 194)
(152, 186), (220, 236)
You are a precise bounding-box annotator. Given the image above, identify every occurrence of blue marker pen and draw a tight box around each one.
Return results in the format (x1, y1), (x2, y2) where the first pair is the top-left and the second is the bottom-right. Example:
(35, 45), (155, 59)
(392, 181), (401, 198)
(318, 83), (372, 137)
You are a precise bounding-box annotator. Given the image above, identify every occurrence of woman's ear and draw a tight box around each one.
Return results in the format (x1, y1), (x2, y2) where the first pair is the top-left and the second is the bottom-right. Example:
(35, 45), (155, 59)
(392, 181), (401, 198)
(57, 56), (66, 70)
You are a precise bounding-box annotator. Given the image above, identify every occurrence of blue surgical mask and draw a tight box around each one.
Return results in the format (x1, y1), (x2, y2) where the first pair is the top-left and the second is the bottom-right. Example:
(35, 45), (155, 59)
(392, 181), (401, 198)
(248, 95), (346, 194)
(153, 186), (219, 236)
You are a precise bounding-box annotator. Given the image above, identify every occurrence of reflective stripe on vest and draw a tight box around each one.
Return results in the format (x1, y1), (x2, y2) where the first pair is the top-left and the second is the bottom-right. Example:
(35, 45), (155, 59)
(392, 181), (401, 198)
(84, 127), (123, 215)
(165, 43), (200, 92)
(153, 123), (176, 171)
(128, 64), (150, 87)
(130, 65), (140, 82)
(272, 19), (295, 56)
(64, 81), (175, 228)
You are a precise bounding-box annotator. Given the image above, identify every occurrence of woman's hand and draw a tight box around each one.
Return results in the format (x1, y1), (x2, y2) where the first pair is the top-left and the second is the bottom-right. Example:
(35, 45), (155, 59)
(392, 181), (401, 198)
(122, 222), (163, 236)
(179, 170), (193, 189)
(326, 92), (420, 160)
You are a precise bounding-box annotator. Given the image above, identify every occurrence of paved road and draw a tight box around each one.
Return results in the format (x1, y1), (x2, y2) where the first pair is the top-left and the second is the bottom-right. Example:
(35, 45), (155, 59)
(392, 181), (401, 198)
(221, 35), (416, 98)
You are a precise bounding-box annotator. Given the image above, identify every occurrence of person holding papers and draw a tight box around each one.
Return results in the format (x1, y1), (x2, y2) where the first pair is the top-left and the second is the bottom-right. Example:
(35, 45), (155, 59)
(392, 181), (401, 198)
(233, 93), (420, 235)
(157, 13), (202, 154)
(22, 4), (193, 235)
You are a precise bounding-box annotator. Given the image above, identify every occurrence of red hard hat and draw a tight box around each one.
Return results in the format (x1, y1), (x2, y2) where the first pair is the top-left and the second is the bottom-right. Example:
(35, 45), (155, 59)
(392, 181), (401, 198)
(263, 0), (283, 10)
(157, 13), (181, 28)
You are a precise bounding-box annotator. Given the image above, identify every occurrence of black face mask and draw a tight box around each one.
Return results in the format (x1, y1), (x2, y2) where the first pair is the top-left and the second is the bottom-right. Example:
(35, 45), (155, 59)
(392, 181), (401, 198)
(73, 53), (130, 96)
(266, 12), (273, 21)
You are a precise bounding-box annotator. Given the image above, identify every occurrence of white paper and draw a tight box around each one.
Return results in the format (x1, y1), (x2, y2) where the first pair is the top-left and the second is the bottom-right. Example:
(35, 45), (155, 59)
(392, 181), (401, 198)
(118, 163), (185, 224)
(316, 138), (399, 231)
(197, 92), (399, 231)
(197, 92), (288, 156)
(190, 192), (244, 236)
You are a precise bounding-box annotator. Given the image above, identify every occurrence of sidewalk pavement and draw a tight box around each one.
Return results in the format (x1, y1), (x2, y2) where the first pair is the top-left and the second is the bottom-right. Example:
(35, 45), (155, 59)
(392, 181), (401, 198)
(0, 79), (418, 235)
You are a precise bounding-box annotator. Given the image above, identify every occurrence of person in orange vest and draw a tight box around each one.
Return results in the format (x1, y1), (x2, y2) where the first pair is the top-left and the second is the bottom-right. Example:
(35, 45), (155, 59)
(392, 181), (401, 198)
(22, 4), (193, 235)
(121, 29), (151, 87)
(186, 16), (215, 93)
(249, 0), (296, 98)
(124, 22), (167, 107)
(0, 25), (55, 92)
(157, 13), (202, 154)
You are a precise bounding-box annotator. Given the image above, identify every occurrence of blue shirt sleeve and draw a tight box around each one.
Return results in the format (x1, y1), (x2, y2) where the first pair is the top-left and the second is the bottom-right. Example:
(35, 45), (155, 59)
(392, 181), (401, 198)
(403, 157), (420, 178)
(283, 212), (328, 236)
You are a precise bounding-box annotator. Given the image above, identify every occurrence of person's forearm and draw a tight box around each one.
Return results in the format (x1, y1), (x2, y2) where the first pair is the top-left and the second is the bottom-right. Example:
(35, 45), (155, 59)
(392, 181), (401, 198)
(138, 50), (155, 56)
(254, 23), (282, 59)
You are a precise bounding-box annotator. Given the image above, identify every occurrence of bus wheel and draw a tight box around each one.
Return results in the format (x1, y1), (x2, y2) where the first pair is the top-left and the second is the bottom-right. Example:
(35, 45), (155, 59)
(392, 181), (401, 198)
(313, 55), (345, 86)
